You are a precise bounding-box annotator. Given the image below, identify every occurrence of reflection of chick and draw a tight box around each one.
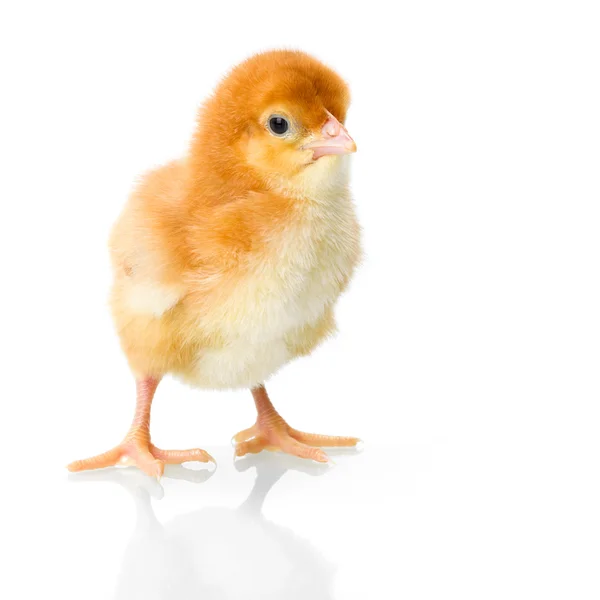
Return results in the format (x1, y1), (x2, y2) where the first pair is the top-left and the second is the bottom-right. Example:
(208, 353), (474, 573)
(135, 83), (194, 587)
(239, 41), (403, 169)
(69, 50), (361, 478)
(70, 456), (335, 600)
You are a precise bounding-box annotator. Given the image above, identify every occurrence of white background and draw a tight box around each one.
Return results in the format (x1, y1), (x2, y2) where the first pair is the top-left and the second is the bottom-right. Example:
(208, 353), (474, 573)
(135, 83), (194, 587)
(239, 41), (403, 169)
(1, 1), (599, 598)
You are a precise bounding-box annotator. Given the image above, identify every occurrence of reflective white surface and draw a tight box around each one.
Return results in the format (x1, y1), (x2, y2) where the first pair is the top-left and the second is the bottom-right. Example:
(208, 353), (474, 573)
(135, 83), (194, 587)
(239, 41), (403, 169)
(2, 2), (600, 598)
(7, 443), (598, 599)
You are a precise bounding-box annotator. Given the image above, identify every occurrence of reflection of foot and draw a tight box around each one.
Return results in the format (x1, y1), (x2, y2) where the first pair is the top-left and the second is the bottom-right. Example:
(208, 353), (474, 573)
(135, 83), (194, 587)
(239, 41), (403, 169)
(233, 385), (360, 463)
(67, 437), (213, 479)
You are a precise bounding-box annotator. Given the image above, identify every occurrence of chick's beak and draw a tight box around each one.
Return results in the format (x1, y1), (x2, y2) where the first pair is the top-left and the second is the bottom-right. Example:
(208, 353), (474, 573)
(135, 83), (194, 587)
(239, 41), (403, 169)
(302, 113), (357, 160)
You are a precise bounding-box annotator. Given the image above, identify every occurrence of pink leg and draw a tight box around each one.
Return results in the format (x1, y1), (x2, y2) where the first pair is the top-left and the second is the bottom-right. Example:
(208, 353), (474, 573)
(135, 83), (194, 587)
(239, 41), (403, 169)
(68, 377), (213, 478)
(232, 385), (360, 463)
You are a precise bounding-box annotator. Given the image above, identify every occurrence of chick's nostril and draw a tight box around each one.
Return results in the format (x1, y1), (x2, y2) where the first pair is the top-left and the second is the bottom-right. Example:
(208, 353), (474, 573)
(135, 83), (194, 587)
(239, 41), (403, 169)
(323, 119), (340, 137)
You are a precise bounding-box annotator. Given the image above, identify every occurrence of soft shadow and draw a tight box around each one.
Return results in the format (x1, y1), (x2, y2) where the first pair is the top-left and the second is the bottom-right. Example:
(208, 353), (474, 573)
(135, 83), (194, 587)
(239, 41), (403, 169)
(68, 463), (215, 501)
(71, 454), (336, 599)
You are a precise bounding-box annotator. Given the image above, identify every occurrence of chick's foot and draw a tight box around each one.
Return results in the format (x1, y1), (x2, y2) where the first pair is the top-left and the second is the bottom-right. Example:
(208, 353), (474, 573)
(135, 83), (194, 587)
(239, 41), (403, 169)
(67, 438), (213, 479)
(67, 377), (213, 479)
(233, 385), (360, 463)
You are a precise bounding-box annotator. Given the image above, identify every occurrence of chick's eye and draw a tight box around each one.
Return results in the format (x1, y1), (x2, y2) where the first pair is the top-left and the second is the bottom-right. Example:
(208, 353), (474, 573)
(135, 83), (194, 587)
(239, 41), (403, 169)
(268, 116), (289, 136)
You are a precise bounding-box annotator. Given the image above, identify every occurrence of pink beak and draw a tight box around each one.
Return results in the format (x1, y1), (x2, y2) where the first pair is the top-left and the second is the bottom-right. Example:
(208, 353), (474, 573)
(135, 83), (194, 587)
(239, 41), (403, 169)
(302, 113), (357, 160)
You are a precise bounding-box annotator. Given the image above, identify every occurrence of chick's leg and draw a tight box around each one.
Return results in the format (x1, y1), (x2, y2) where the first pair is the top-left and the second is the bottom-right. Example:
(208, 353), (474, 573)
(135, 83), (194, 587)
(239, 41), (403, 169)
(233, 385), (360, 463)
(68, 377), (213, 478)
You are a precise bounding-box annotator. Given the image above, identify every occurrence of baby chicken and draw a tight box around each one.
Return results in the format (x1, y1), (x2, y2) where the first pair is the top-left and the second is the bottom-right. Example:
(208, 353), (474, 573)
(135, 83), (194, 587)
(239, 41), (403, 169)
(68, 50), (361, 478)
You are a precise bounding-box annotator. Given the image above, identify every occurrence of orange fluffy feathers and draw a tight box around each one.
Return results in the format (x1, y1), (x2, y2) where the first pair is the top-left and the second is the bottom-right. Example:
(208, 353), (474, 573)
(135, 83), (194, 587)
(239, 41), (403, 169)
(108, 50), (361, 389)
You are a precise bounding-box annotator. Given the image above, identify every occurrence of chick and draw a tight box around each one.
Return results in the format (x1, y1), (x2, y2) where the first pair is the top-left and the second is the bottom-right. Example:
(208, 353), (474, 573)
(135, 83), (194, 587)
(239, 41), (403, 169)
(68, 50), (361, 478)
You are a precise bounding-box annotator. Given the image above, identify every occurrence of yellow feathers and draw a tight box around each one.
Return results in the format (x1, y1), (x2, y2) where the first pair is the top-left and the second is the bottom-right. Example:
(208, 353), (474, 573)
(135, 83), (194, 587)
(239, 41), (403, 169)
(109, 50), (361, 389)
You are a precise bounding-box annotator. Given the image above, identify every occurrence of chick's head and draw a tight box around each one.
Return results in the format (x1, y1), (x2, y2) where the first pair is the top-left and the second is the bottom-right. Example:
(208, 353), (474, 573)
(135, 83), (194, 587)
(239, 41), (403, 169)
(194, 50), (356, 197)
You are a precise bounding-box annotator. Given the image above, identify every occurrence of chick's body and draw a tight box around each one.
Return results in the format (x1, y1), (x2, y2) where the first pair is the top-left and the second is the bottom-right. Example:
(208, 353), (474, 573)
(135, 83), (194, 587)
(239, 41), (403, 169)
(69, 50), (361, 476)
(110, 156), (359, 389)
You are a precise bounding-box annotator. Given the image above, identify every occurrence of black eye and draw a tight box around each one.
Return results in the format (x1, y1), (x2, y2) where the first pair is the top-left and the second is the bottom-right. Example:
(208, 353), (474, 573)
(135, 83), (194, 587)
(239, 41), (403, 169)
(268, 115), (289, 136)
